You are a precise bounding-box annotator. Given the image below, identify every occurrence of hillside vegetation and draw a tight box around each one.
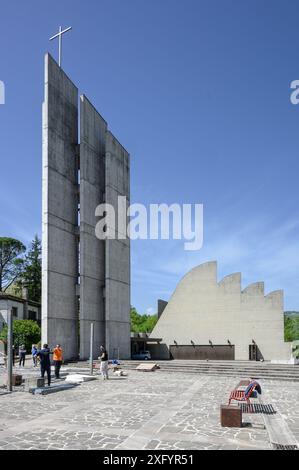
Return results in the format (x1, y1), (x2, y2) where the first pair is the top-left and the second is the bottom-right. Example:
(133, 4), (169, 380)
(284, 312), (299, 342)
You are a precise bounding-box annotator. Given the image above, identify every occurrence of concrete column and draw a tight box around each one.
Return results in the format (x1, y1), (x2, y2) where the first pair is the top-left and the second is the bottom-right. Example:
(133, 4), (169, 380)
(158, 300), (168, 319)
(105, 131), (131, 360)
(79, 96), (107, 360)
(42, 53), (79, 360)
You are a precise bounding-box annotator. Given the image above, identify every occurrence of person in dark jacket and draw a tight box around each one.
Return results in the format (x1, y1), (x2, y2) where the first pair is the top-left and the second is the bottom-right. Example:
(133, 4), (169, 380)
(18, 345), (26, 367)
(37, 344), (52, 386)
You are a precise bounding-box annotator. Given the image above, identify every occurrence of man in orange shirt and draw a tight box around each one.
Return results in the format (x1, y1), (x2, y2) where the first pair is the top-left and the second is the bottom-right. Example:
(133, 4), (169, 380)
(52, 344), (63, 379)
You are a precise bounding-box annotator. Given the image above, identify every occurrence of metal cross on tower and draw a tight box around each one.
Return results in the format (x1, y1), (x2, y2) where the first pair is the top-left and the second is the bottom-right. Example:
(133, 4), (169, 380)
(49, 26), (72, 67)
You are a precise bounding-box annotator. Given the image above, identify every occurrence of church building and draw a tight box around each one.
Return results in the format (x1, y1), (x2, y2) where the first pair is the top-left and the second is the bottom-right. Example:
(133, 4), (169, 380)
(150, 261), (291, 362)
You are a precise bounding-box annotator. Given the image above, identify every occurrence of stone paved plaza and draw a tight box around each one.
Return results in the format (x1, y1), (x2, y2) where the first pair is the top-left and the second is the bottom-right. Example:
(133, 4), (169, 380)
(0, 366), (298, 450)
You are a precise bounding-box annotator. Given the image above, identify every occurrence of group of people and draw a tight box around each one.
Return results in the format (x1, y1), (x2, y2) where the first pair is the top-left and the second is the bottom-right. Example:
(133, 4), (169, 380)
(10, 344), (30, 367)
(37, 344), (64, 386)
(13, 343), (64, 387)
(12, 342), (110, 385)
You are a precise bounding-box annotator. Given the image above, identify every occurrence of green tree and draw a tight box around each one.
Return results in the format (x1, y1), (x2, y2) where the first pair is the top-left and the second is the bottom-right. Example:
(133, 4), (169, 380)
(19, 235), (42, 302)
(0, 238), (26, 292)
(143, 314), (158, 333)
(131, 307), (158, 333)
(284, 315), (299, 342)
(0, 319), (41, 353)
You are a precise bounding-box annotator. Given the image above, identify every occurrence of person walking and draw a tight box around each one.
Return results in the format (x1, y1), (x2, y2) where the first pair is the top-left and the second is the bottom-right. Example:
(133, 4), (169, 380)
(52, 344), (63, 379)
(31, 344), (38, 367)
(37, 344), (52, 386)
(18, 344), (26, 367)
(99, 345), (109, 380)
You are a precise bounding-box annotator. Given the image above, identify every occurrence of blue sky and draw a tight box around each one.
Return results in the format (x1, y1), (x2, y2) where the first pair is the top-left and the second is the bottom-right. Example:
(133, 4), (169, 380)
(0, 0), (298, 312)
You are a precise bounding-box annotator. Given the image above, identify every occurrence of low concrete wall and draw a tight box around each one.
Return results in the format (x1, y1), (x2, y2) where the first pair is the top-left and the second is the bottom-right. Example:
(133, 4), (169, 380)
(147, 344), (170, 360)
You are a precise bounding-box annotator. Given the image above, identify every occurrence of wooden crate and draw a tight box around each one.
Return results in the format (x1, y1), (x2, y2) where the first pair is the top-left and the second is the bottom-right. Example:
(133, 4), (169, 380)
(220, 404), (242, 428)
(10, 374), (23, 386)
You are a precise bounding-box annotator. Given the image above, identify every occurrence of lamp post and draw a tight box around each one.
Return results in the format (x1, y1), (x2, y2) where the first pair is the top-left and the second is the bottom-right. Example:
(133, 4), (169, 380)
(89, 323), (94, 376)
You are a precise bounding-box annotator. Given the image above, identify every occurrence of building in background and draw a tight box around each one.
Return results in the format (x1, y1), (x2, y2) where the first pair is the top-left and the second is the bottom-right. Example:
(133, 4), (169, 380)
(150, 261), (291, 362)
(0, 293), (41, 332)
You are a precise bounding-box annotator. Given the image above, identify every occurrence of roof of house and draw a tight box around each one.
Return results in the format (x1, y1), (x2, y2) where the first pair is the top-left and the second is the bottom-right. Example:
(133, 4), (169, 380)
(0, 293), (40, 308)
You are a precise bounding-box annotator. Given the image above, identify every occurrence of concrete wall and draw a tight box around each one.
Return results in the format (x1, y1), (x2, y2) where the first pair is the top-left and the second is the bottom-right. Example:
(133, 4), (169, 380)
(150, 261), (291, 361)
(42, 53), (79, 360)
(147, 343), (170, 360)
(105, 131), (131, 359)
(80, 95), (107, 359)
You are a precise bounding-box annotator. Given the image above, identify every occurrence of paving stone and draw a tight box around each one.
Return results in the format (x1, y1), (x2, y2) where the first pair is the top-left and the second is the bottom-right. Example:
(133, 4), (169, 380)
(0, 368), (298, 450)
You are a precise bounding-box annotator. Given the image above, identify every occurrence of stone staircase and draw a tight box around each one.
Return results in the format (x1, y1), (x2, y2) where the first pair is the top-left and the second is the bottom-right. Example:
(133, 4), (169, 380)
(65, 359), (299, 382)
(121, 360), (299, 382)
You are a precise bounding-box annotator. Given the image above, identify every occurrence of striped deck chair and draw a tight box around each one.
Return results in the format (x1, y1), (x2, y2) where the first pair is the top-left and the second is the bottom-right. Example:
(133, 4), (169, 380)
(228, 381), (258, 405)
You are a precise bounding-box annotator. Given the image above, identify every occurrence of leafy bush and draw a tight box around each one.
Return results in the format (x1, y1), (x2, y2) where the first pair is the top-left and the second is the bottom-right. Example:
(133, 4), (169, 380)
(131, 307), (158, 334)
(0, 319), (41, 353)
(284, 315), (299, 342)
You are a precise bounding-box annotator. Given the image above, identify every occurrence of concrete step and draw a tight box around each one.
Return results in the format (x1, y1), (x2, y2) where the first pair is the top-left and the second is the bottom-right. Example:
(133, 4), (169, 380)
(118, 361), (299, 381)
(64, 361), (299, 382)
(152, 370), (299, 382)
(73, 359), (298, 369)
(126, 362), (298, 369)
(127, 364), (299, 371)
(121, 361), (299, 377)
(64, 365), (299, 382)
(120, 359), (298, 367)
(123, 366), (299, 382)
(119, 365), (299, 375)
(153, 364), (299, 374)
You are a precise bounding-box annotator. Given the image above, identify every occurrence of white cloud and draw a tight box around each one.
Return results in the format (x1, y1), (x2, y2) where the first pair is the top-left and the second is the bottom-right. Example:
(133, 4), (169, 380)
(146, 307), (156, 315)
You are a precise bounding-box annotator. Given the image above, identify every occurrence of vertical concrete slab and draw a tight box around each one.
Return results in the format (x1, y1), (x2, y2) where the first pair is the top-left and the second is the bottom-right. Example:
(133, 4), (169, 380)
(42, 54), (79, 360)
(80, 96), (107, 360)
(105, 131), (131, 359)
(158, 299), (168, 319)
